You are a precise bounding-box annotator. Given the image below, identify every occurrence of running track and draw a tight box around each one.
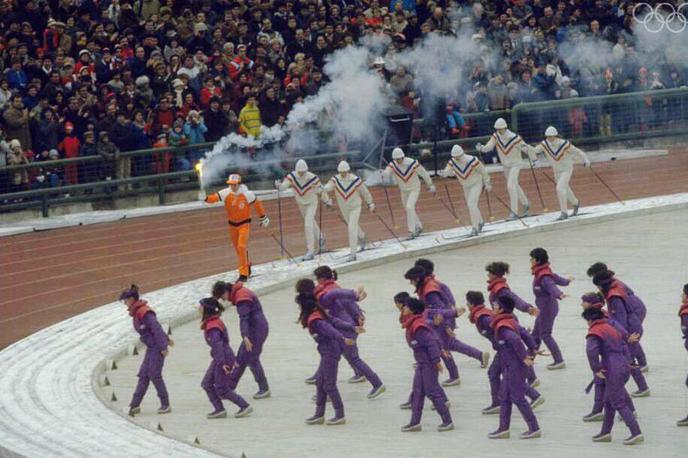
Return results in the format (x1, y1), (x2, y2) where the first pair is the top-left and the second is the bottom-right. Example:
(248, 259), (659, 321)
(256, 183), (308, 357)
(1, 149), (687, 348)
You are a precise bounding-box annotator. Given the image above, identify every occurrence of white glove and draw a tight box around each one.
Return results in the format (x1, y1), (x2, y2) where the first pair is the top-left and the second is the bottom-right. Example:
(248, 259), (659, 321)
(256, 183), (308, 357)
(259, 215), (270, 227)
(274, 179), (281, 188)
(428, 184), (437, 194)
(198, 190), (207, 201)
(368, 203), (376, 212)
(584, 159), (591, 168)
(475, 143), (483, 152)
(485, 182), (493, 192)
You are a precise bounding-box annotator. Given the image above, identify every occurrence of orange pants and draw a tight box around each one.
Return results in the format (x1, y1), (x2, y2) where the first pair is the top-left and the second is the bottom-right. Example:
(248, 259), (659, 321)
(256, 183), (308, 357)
(229, 224), (251, 276)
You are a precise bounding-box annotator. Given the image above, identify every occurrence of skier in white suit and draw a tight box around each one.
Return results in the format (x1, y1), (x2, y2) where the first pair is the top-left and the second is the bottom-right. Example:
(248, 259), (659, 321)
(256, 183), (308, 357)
(275, 159), (324, 260)
(476, 118), (530, 219)
(440, 145), (492, 236)
(381, 147), (436, 239)
(322, 161), (375, 262)
(528, 126), (590, 220)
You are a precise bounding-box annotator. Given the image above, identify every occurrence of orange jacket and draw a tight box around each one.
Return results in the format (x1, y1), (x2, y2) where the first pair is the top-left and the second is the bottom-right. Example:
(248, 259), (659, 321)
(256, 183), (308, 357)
(206, 184), (266, 225)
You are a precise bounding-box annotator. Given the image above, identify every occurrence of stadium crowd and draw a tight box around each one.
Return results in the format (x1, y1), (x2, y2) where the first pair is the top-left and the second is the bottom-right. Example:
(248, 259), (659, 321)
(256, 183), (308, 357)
(0, 0), (687, 194)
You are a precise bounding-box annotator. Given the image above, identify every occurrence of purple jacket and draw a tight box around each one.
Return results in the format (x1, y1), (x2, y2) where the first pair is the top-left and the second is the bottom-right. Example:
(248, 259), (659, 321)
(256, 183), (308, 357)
(488, 279), (534, 314)
(532, 265), (570, 309)
(320, 288), (362, 337)
(204, 319), (236, 367)
(232, 289), (269, 342)
(131, 302), (168, 351)
(309, 315), (344, 357)
(680, 304), (688, 351)
(496, 325), (529, 371)
(586, 320), (628, 375)
(619, 280), (647, 322)
(409, 326), (443, 367)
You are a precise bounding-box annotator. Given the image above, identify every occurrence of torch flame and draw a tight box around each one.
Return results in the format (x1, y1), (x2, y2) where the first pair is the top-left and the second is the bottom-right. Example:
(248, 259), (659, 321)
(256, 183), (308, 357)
(194, 162), (203, 177)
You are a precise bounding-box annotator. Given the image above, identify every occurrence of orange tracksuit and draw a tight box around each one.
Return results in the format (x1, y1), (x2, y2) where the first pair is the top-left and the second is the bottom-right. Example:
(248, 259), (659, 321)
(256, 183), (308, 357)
(206, 185), (266, 277)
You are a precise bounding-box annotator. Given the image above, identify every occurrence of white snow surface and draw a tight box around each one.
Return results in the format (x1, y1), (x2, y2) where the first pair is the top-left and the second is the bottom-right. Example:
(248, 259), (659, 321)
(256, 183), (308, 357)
(1, 191), (687, 457)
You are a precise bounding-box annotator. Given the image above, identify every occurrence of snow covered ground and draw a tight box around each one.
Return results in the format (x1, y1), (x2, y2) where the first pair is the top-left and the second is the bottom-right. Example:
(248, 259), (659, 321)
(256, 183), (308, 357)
(108, 206), (688, 458)
(1, 192), (687, 458)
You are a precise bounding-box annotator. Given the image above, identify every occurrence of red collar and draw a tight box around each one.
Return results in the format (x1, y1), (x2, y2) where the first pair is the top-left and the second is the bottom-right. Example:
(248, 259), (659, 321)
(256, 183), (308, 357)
(531, 263), (553, 282)
(230, 282), (255, 304)
(128, 300), (151, 319)
(401, 313), (430, 339)
(587, 318), (620, 341)
(201, 315), (225, 332)
(418, 277), (442, 299)
(314, 279), (339, 300)
(469, 304), (493, 324)
(489, 312), (517, 332)
(307, 310), (325, 331)
(604, 280), (628, 302)
(487, 277), (508, 294)
(679, 301), (688, 317)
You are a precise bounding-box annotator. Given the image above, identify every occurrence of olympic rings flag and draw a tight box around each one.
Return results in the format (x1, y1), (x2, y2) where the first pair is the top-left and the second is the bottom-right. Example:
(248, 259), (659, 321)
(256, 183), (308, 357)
(633, 2), (688, 33)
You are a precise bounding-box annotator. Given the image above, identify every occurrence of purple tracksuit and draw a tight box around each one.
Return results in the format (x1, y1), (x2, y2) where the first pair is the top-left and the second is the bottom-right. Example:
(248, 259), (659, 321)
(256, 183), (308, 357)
(680, 302), (688, 388)
(531, 264), (570, 364)
(604, 285), (649, 392)
(308, 311), (345, 419)
(201, 317), (249, 411)
(319, 287), (383, 389)
(228, 283), (269, 392)
(401, 313), (452, 426)
(420, 277), (483, 380)
(492, 313), (539, 433)
(586, 319), (642, 437)
(129, 301), (170, 409)
(469, 305), (541, 408)
(617, 280), (648, 367)
(487, 278), (539, 384)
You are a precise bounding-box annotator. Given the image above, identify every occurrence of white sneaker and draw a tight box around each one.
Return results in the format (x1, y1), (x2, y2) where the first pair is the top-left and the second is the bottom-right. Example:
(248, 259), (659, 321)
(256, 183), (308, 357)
(519, 429), (541, 439)
(367, 384), (386, 399)
(623, 433), (644, 445)
(488, 429), (510, 439)
(401, 423), (422, 432)
(441, 377), (460, 387)
(482, 404), (500, 415)
(302, 252), (315, 261)
(530, 379), (541, 388)
(437, 422), (454, 432)
(592, 432), (612, 442)
(234, 405), (253, 418)
(547, 361), (566, 370)
(530, 396), (545, 410)
(348, 375), (366, 384)
(631, 389), (650, 398)
(583, 411), (604, 422)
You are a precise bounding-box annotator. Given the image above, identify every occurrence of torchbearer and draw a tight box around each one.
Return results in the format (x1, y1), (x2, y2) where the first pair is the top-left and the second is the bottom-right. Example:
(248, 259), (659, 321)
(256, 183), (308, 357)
(276, 159), (324, 260)
(528, 126), (590, 220)
(203, 174), (270, 282)
(322, 161), (375, 262)
(381, 147), (435, 239)
(476, 118), (530, 219)
(440, 145), (492, 236)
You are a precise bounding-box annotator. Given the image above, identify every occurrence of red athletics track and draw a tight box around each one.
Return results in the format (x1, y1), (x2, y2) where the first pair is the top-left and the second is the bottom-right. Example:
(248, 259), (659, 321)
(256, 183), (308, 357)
(1, 148), (687, 348)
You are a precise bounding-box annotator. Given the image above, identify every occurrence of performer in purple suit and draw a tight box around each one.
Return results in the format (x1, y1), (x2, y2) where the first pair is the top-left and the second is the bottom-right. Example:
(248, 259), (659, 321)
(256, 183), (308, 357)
(582, 307), (644, 445)
(399, 297), (454, 432)
(466, 291), (544, 415)
(214, 281), (271, 400)
(529, 248), (570, 370)
(678, 284), (688, 427)
(487, 296), (541, 440)
(121, 285), (171, 417)
(593, 270), (650, 398)
(199, 297), (252, 419)
(296, 278), (352, 426)
(587, 262), (648, 370)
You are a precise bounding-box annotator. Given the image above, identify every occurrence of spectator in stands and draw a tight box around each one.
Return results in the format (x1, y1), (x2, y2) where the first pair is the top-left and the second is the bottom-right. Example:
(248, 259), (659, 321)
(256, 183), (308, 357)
(58, 122), (80, 186)
(7, 140), (30, 193)
(97, 131), (119, 182)
(204, 97), (229, 143)
(238, 95), (262, 138)
(79, 131), (99, 185)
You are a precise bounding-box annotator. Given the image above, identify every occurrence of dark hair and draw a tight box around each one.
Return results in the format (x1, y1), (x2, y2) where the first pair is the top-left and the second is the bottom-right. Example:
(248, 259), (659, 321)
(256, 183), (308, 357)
(296, 278), (315, 295)
(486, 262), (509, 277)
(466, 290), (485, 306)
(404, 266), (427, 284)
(586, 262), (608, 278)
(119, 284), (139, 301)
(393, 291), (411, 305)
(582, 307), (604, 321)
(313, 265), (337, 281)
(414, 258), (434, 275)
(212, 281), (228, 299)
(684, 283), (688, 296)
(496, 295), (515, 313)
(581, 291), (605, 305)
(200, 297), (225, 320)
(295, 290), (322, 328)
(405, 297), (425, 314)
(592, 270), (615, 289)
(529, 247), (548, 265)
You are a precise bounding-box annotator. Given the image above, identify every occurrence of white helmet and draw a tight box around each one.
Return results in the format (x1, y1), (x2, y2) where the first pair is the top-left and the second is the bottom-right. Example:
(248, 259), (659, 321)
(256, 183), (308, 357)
(450, 145), (464, 157)
(295, 159), (308, 172)
(494, 118), (507, 130)
(337, 160), (350, 173)
(545, 126), (558, 137)
(392, 147), (405, 160)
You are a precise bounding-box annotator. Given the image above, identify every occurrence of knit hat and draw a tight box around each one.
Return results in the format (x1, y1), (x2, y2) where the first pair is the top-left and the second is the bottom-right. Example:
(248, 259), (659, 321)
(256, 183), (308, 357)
(135, 76), (150, 87)
(295, 159), (308, 172)
(581, 292), (604, 308)
(337, 161), (350, 173)
(392, 147), (404, 159)
(9, 139), (21, 149)
(451, 145), (464, 157)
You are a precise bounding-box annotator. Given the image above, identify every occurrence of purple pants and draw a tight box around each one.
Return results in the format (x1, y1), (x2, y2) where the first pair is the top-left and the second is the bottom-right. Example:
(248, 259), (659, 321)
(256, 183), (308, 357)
(441, 331), (483, 362)
(592, 376), (636, 414)
(130, 347), (169, 408)
(340, 338), (383, 388)
(315, 353), (344, 418)
(532, 305), (563, 364)
(498, 365), (539, 432)
(488, 354), (540, 407)
(599, 369), (642, 436)
(202, 360), (249, 411)
(229, 334), (268, 392)
(410, 364), (452, 425)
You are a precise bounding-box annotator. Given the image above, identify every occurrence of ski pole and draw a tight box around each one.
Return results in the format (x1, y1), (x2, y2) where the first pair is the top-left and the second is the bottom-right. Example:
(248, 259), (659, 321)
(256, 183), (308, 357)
(492, 194), (529, 227)
(268, 231), (299, 265)
(589, 165), (624, 204)
(475, 148), (495, 221)
(443, 182), (460, 223)
(276, 187), (285, 258)
(527, 157), (548, 212)
(373, 211), (406, 249)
